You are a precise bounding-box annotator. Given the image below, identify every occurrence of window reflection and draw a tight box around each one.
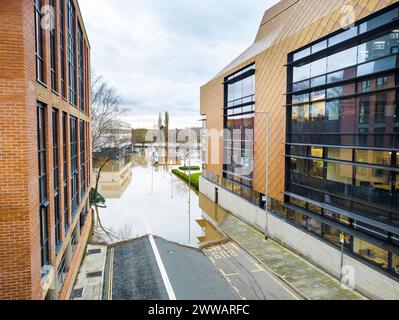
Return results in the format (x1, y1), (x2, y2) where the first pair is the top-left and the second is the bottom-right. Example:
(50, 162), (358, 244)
(311, 147), (323, 158)
(224, 66), (255, 188)
(393, 254), (399, 275)
(355, 150), (392, 166)
(293, 63), (311, 83)
(353, 238), (389, 269)
(354, 167), (391, 205)
(357, 55), (397, 76)
(358, 30), (399, 64)
(327, 148), (352, 161)
(358, 73), (395, 93)
(327, 47), (358, 73)
(326, 162), (353, 195)
(327, 83), (355, 99)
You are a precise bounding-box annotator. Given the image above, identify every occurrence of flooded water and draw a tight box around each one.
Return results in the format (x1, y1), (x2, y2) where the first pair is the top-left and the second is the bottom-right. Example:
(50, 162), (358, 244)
(96, 149), (207, 247)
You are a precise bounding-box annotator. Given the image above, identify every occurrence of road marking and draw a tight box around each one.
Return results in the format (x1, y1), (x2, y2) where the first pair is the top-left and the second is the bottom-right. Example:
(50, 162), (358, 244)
(148, 234), (177, 300)
(218, 268), (239, 278)
(251, 264), (266, 273)
(108, 247), (114, 300)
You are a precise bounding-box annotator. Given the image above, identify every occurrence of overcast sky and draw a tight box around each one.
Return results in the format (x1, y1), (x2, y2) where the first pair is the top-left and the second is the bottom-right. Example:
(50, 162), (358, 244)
(79, 0), (279, 129)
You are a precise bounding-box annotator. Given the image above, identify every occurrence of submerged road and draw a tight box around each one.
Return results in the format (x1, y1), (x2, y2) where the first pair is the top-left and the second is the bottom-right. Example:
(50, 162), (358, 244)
(103, 235), (239, 300)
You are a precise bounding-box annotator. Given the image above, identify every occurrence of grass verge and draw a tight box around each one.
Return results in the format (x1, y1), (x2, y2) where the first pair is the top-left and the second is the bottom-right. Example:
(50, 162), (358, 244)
(172, 169), (201, 191)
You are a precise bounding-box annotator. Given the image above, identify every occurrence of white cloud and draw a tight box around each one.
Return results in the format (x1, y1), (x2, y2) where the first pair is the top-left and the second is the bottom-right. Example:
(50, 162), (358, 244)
(79, 0), (279, 128)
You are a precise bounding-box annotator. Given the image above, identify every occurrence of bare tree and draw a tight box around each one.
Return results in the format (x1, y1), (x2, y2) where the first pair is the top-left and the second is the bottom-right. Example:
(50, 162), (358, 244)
(91, 74), (128, 241)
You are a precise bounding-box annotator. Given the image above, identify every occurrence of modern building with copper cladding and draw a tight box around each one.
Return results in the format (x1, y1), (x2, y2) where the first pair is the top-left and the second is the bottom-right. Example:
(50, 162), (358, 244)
(200, 0), (399, 299)
(0, 0), (92, 299)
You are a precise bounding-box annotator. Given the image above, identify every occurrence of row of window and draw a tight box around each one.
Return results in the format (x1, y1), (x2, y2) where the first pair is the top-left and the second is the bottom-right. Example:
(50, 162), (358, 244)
(34, 0), (88, 112)
(292, 26), (399, 92)
(292, 7), (399, 62)
(292, 72), (396, 103)
(37, 102), (89, 269)
(283, 201), (399, 277)
(288, 156), (399, 213)
(286, 4), (399, 279)
(290, 145), (399, 167)
(223, 65), (256, 188)
(202, 169), (399, 278)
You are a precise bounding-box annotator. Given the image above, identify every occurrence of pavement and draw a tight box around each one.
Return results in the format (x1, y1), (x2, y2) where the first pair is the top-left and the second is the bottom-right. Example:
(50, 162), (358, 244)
(219, 213), (367, 300)
(71, 245), (107, 300)
(204, 242), (301, 300)
(103, 235), (240, 300)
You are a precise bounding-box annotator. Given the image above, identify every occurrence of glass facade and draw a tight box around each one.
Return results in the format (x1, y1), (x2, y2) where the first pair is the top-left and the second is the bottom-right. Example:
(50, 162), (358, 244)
(223, 64), (255, 188)
(287, 7), (399, 277)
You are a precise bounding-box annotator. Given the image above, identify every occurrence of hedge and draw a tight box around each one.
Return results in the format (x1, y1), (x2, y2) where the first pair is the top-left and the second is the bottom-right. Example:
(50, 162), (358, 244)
(172, 170), (201, 191)
(178, 166), (200, 171)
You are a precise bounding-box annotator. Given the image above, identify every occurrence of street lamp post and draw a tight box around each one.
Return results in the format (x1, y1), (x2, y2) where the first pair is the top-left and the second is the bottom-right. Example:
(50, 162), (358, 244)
(256, 111), (270, 240)
(189, 148), (192, 244)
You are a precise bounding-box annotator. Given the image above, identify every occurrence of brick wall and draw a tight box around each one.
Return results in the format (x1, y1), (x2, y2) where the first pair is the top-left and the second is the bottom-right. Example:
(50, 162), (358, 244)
(0, 0), (92, 300)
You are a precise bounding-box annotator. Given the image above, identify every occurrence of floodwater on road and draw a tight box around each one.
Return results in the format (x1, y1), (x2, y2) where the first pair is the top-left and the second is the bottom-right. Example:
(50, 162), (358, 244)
(96, 150), (204, 247)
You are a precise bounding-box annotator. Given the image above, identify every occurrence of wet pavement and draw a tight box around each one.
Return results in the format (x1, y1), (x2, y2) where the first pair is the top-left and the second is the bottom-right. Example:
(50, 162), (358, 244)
(204, 242), (301, 300)
(219, 212), (367, 300)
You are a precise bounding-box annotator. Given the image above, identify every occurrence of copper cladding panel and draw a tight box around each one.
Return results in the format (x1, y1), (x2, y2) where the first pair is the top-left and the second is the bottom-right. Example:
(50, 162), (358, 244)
(200, 0), (398, 202)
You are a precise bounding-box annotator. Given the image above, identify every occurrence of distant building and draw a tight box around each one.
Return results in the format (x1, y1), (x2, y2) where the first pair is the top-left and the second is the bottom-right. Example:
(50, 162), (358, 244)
(0, 0), (92, 299)
(201, 0), (399, 299)
(94, 120), (133, 168)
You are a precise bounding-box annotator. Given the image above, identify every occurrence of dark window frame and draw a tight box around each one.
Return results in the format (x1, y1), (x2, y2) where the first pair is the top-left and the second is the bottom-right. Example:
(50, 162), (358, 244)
(34, 0), (44, 83)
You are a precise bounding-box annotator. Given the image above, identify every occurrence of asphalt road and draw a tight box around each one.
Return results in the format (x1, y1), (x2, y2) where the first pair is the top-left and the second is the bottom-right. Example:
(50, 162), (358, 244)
(103, 235), (239, 300)
(203, 242), (302, 300)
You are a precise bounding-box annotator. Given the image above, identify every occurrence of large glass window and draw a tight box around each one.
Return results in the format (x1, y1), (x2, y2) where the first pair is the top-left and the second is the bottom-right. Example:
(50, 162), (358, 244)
(80, 120), (86, 198)
(393, 254), (399, 275)
(62, 113), (69, 231)
(49, 0), (57, 91)
(326, 162), (353, 195)
(353, 166), (392, 205)
(52, 109), (61, 249)
(355, 150), (392, 166)
(327, 148), (352, 161)
(78, 25), (84, 111)
(327, 47), (358, 73)
(70, 117), (78, 216)
(68, 0), (76, 105)
(59, 0), (66, 98)
(353, 238), (389, 270)
(224, 65), (255, 188)
(358, 30), (399, 64)
(34, 0), (44, 82)
(37, 103), (49, 267)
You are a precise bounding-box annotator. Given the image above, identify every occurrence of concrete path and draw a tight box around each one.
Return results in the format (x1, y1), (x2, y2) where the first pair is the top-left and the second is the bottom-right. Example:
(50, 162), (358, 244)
(71, 245), (107, 300)
(219, 213), (366, 300)
(204, 242), (302, 300)
(104, 235), (239, 300)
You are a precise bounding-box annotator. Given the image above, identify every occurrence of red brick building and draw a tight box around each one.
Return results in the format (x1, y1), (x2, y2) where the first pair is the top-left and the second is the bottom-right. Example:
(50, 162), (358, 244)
(0, 0), (92, 300)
